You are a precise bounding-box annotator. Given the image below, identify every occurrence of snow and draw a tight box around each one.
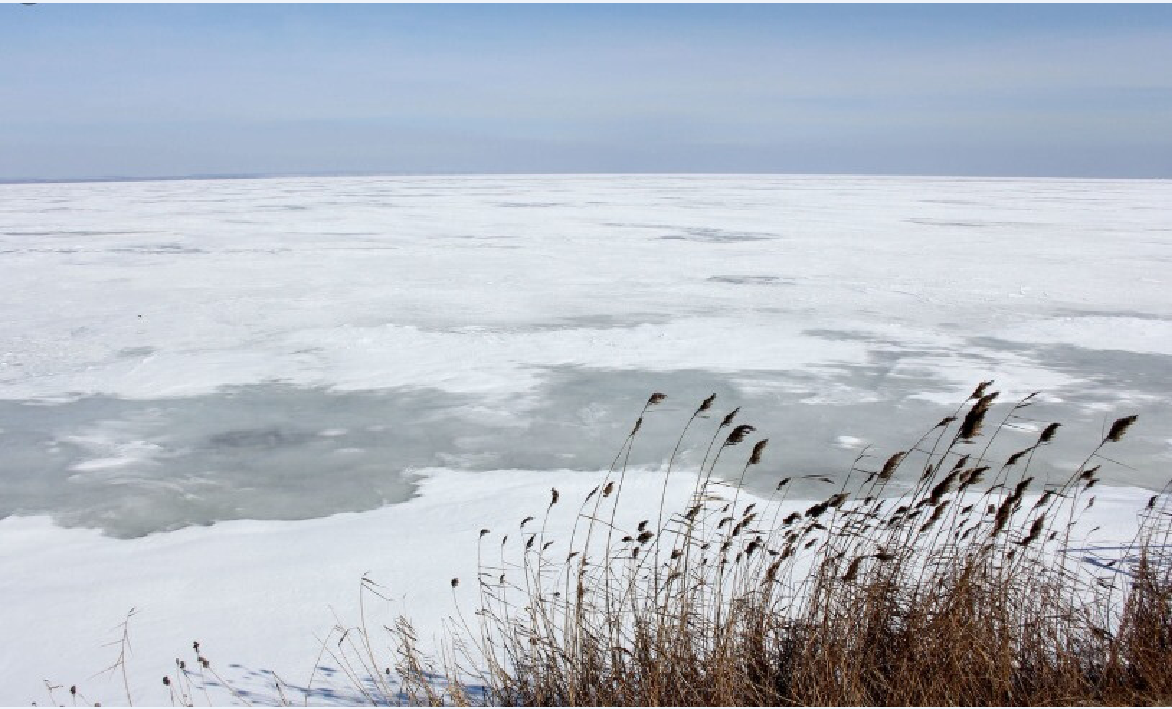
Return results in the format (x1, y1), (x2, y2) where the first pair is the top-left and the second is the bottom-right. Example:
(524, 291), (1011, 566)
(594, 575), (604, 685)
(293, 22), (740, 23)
(0, 174), (1170, 703)
(0, 469), (1157, 706)
(992, 316), (1172, 356)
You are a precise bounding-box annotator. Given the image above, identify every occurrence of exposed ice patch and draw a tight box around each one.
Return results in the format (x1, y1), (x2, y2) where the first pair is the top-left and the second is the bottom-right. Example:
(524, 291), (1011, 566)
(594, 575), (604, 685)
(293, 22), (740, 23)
(661, 226), (777, 242)
(707, 275), (795, 285)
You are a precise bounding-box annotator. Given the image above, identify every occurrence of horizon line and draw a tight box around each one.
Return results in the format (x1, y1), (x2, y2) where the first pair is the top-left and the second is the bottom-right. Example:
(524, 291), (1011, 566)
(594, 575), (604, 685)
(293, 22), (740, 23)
(3, 170), (1170, 187)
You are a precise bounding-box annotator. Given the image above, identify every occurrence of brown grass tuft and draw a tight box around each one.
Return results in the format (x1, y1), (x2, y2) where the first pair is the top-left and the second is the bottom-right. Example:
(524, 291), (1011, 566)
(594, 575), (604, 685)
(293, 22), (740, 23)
(251, 386), (1167, 708)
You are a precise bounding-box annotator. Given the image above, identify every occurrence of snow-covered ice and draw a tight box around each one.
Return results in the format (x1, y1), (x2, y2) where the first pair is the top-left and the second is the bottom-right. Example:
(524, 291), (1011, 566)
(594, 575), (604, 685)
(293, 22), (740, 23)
(0, 174), (1170, 703)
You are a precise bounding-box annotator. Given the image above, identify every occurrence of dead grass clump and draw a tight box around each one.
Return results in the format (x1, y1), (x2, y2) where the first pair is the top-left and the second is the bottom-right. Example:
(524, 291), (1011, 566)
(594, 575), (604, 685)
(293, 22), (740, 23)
(423, 385), (1172, 706)
(76, 386), (1163, 706)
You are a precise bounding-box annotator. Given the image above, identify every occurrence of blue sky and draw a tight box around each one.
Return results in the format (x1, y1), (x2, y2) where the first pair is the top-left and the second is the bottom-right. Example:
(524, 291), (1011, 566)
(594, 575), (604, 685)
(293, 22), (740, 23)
(2, 4), (1170, 179)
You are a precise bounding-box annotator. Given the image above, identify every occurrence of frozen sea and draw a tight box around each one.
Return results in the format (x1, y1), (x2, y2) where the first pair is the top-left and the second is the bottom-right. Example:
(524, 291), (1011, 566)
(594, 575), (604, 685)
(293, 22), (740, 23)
(2, 174), (1170, 536)
(1, 174), (1170, 703)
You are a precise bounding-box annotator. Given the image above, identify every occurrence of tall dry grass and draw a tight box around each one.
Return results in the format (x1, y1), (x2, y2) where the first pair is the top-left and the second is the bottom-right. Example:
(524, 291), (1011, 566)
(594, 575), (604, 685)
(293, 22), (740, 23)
(400, 384), (1172, 706)
(57, 384), (1169, 707)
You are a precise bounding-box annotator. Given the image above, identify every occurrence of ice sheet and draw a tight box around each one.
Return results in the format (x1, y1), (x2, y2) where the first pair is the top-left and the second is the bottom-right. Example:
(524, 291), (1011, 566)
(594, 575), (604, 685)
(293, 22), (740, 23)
(1, 175), (1170, 533)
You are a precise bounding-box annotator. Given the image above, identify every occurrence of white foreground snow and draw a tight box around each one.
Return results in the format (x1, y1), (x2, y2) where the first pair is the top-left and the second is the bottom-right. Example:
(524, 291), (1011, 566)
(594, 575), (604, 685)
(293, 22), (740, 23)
(0, 469), (1156, 706)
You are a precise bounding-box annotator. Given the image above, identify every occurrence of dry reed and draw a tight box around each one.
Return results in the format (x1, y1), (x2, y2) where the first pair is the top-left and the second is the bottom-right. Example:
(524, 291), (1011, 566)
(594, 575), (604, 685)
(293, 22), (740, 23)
(412, 385), (1172, 706)
(73, 385), (1167, 707)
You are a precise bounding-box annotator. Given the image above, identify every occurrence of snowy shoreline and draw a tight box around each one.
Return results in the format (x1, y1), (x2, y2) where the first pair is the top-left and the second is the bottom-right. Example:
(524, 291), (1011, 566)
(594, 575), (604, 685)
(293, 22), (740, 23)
(0, 468), (1157, 706)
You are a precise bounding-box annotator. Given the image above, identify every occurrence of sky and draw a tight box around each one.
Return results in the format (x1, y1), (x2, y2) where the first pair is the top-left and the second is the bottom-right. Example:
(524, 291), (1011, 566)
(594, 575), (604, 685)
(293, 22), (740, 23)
(1, 4), (1171, 180)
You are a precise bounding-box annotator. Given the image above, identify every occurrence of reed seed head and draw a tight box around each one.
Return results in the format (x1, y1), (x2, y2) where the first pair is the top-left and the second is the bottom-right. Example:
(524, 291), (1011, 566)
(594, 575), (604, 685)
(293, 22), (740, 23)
(805, 502), (829, 518)
(1019, 516), (1045, 547)
(959, 391), (998, 441)
(878, 451), (905, 481)
(929, 471), (960, 504)
(724, 424), (756, 446)
(959, 466), (989, 490)
(748, 438), (768, 464)
(1006, 447), (1032, 466)
(1039, 422), (1060, 443)
(1105, 414), (1138, 442)
(718, 408), (740, 429)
